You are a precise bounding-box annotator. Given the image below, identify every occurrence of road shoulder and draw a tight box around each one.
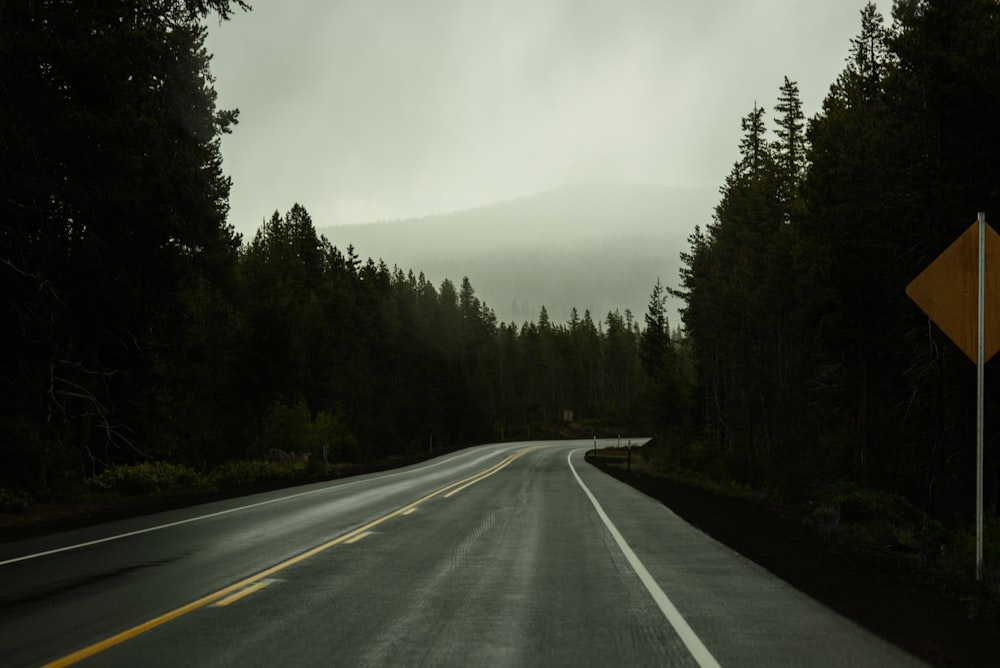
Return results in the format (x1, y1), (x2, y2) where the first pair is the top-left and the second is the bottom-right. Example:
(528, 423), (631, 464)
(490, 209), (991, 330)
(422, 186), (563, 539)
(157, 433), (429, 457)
(587, 458), (999, 667)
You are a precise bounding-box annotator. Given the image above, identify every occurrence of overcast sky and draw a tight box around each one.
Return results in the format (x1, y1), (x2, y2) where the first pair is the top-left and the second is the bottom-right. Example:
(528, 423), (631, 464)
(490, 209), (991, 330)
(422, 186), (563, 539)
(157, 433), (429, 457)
(205, 0), (894, 240)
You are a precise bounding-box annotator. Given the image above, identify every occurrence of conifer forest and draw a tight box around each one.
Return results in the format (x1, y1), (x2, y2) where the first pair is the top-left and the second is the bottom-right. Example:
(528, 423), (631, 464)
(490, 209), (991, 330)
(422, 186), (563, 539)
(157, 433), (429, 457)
(2, 0), (999, 552)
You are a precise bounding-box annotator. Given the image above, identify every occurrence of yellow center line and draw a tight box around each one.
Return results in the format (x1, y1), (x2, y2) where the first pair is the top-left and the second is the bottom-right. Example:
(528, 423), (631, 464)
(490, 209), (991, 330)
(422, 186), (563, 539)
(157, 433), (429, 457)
(343, 531), (371, 544)
(42, 449), (531, 668)
(213, 581), (272, 608)
(442, 449), (529, 498)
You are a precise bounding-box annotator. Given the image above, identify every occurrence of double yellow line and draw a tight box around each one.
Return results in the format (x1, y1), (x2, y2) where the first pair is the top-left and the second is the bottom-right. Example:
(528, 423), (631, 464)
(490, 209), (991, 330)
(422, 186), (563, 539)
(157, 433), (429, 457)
(43, 448), (531, 667)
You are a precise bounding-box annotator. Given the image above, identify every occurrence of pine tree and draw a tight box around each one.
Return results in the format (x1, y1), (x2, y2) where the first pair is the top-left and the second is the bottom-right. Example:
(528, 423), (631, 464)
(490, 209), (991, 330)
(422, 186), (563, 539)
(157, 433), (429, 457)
(0, 0), (248, 480)
(739, 103), (770, 178)
(773, 77), (806, 218)
(538, 305), (551, 331)
(640, 279), (688, 459)
(799, 3), (908, 488)
(640, 279), (672, 385)
(676, 97), (789, 485)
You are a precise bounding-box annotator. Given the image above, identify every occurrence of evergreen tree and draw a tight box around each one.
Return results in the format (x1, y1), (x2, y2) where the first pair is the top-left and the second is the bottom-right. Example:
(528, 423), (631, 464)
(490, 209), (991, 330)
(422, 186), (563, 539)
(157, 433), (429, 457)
(538, 305), (551, 331)
(670, 0), (1000, 518)
(640, 279), (673, 386)
(800, 3), (918, 490)
(773, 77), (806, 218)
(641, 279), (686, 456)
(0, 0), (248, 482)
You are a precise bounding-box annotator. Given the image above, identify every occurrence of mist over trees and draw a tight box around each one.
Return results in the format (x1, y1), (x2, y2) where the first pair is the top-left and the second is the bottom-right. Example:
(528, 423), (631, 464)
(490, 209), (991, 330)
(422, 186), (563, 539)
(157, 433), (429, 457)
(672, 1), (1000, 525)
(318, 182), (714, 328)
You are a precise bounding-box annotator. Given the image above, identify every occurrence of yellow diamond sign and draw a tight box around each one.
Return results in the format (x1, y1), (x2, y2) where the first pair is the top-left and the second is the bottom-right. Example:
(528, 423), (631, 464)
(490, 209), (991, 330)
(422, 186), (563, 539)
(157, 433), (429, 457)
(906, 220), (1000, 363)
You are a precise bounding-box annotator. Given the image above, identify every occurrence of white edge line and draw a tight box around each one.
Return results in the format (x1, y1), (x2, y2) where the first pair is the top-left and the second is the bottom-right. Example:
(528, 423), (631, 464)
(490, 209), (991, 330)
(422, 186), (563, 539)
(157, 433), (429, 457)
(567, 449), (721, 668)
(0, 446), (514, 567)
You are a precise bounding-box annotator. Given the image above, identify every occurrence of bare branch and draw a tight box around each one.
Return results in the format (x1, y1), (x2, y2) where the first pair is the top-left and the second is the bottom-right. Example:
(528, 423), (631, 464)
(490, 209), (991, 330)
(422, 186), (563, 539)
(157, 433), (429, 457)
(0, 255), (63, 303)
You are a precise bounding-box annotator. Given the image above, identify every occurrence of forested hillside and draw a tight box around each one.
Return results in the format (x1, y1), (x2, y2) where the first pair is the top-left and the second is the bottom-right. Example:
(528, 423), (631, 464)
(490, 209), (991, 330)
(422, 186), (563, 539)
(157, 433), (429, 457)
(672, 2), (1000, 533)
(319, 182), (714, 327)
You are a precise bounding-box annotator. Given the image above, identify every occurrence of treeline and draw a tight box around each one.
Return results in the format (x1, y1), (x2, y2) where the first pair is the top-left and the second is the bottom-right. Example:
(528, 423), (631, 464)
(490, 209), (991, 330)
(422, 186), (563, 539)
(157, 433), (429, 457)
(318, 181), (712, 329)
(0, 0), (688, 506)
(160, 202), (665, 471)
(3, 191), (669, 493)
(672, 2), (1000, 525)
(0, 0), (677, 496)
(13, 0), (997, 538)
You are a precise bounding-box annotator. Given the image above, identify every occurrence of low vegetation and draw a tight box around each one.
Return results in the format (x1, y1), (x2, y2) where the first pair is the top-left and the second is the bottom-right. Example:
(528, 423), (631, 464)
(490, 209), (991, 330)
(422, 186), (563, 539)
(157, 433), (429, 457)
(593, 445), (1000, 598)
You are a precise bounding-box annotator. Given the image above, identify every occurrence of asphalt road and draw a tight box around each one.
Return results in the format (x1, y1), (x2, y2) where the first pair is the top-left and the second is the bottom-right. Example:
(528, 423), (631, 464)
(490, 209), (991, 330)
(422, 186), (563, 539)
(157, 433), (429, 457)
(0, 440), (924, 667)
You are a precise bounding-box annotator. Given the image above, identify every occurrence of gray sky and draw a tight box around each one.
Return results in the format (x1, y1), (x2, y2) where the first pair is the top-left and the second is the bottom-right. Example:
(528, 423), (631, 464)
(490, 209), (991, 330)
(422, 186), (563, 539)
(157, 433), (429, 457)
(206, 0), (894, 240)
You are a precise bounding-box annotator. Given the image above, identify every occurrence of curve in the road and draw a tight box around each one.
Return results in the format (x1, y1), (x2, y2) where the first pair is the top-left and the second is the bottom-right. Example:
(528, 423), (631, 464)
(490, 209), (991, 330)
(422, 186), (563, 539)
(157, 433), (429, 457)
(0, 447), (517, 569)
(40, 448), (532, 668)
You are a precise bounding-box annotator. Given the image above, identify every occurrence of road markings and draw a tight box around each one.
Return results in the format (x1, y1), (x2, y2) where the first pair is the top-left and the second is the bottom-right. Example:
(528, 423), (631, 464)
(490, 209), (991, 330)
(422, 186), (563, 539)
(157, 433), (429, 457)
(344, 531), (371, 544)
(442, 449), (529, 498)
(566, 450), (721, 668)
(41, 451), (529, 668)
(1, 446), (518, 568)
(402, 507), (418, 516)
(213, 581), (272, 607)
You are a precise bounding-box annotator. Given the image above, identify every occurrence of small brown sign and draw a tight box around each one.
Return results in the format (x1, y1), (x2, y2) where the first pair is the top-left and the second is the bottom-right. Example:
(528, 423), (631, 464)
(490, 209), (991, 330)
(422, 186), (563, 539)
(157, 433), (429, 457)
(906, 221), (1000, 363)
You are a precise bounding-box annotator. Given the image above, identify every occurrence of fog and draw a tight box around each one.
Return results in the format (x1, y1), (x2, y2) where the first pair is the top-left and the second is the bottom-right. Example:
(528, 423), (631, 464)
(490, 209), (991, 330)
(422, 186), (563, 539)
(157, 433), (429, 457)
(318, 182), (715, 327)
(206, 0), (894, 241)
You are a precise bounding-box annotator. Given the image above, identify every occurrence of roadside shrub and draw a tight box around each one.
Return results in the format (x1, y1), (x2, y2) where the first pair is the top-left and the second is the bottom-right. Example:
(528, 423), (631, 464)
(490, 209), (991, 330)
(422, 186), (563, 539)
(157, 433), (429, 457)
(0, 486), (31, 514)
(818, 481), (922, 525)
(940, 510), (1000, 588)
(206, 459), (304, 490)
(260, 400), (360, 470)
(315, 410), (361, 465)
(682, 438), (727, 481)
(86, 461), (202, 496)
(817, 481), (945, 553)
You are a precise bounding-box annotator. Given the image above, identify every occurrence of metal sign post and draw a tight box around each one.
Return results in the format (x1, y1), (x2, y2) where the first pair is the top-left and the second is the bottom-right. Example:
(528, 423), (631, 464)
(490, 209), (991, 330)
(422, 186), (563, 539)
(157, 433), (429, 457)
(976, 211), (985, 581)
(906, 211), (993, 581)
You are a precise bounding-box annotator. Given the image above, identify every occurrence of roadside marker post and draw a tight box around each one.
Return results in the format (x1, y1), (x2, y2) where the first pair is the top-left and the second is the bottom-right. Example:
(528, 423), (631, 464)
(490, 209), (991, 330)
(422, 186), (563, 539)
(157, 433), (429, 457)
(906, 212), (992, 580)
(977, 212), (985, 583)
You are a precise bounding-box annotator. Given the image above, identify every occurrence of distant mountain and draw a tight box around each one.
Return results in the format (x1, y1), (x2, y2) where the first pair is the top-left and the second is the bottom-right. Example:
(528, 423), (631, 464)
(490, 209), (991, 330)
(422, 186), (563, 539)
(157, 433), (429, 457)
(318, 182), (716, 328)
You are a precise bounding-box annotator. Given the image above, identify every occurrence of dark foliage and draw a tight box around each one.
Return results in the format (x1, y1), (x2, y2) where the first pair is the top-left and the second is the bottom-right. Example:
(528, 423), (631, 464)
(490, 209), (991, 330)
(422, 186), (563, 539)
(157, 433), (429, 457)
(0, 0), (658, 495)
(1, 0), (245, 487)
(673, 1), (1000, 529)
